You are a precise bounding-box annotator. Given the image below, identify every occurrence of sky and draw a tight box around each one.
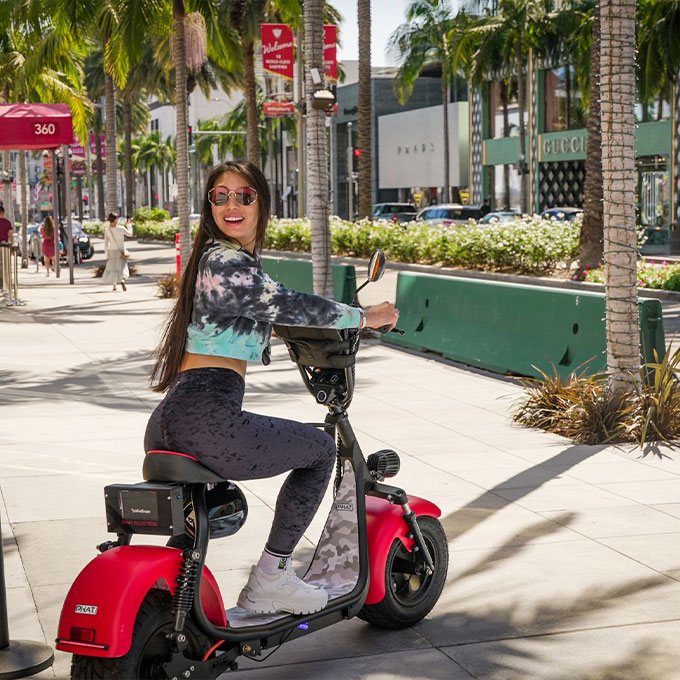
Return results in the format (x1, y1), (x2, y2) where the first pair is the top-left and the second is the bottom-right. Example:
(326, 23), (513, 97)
(333, 0), (413, 67)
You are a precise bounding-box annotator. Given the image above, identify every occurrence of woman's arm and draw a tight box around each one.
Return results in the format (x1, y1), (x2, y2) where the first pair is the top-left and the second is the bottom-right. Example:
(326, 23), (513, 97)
(120, 223), (133, 237)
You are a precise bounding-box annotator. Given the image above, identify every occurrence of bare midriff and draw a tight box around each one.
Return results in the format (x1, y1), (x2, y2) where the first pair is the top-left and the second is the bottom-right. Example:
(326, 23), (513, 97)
(179, 351), (247, 379)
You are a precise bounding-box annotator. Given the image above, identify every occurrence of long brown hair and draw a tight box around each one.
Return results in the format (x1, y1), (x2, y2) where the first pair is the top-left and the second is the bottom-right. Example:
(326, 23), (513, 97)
(150, 161), (271, 392)
(43, 216), (54, 238)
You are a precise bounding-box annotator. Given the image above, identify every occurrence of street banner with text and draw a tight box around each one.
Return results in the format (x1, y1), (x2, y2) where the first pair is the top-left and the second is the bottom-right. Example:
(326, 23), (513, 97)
(323, 25), (338, 82)
(261, 24), (294, 80)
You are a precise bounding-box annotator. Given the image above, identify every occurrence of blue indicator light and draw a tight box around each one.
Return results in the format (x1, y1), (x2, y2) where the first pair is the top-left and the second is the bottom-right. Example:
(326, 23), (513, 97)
(297, 622), (309, 630)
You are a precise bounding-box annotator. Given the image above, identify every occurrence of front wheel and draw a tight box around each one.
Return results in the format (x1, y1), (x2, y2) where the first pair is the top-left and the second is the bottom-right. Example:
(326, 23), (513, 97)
(71, 589), (211, 679)
(359, 516), (448, 629)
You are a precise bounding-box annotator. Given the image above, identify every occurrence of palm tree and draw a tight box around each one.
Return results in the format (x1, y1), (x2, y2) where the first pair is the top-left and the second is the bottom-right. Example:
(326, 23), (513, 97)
(389, 0), (458, 204)
(600, 0), (639, 391)
(304, 0), (332, 296)
(0, 2), (92, 264)
(357, 0), (373, 219)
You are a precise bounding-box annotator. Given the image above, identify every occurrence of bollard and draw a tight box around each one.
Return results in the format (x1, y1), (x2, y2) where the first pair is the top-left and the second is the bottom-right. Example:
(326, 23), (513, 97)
(1, 245), (24, 307)
(175, 233), (181, 278)
(0, 523), (54, 678)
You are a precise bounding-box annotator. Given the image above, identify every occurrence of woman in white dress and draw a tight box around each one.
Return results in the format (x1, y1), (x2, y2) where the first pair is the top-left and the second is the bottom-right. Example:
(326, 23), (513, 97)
(102, 212), (133, 291)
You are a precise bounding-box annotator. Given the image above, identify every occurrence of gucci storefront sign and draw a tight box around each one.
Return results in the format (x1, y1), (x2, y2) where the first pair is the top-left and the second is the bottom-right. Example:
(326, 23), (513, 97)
(541, 133), (587, 159)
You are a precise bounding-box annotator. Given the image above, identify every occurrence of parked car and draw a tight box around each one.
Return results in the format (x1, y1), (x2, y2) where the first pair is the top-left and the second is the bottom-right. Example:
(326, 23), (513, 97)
(481, 210), (520, 224)
(540, 207), (582, 222)
(14, 223), (41, 258)
(59, 221), (94, 263)
(372, 202), (418, 224)
(416, 204), (484, 226)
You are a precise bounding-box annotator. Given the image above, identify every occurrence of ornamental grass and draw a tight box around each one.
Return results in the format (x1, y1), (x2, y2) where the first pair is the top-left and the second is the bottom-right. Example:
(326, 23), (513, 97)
(513, 349), (680, 446)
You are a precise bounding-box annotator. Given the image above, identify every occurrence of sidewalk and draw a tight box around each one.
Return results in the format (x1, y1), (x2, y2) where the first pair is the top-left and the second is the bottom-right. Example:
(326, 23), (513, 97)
(2, 239), (680, 680)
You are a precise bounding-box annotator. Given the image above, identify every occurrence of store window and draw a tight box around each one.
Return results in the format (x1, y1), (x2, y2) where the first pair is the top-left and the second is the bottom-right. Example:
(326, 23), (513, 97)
(636, 155), (669, 230)
(487, 79), (526, 140)
(544, 66), (585, 132)
(489, 163), (521, 211)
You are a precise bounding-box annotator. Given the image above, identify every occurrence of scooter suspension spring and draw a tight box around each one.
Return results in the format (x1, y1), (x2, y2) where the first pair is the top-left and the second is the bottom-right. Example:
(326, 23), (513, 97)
(173, 550), (200, 616)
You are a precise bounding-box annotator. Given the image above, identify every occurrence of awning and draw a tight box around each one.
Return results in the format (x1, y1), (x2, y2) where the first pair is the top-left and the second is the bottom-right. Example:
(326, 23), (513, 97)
(0, 103), (74, 150)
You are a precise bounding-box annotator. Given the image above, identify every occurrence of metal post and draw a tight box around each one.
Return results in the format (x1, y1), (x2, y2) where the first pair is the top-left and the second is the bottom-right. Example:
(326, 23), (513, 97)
(347, 121), (353, 220)
(50, 150), (60, 279)
(63, 145), (74, 284)
(296, 29), (305, 217)
(0, 522), (54, 678)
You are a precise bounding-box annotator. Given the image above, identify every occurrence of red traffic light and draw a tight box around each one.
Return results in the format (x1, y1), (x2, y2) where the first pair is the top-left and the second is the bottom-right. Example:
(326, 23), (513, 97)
(83, 195), (88, 203)
(49, 193), (53, 200)
(353, 148), (361, 157)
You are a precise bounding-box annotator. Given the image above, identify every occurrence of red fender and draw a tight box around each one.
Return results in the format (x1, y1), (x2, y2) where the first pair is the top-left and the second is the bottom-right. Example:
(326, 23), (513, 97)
(364, 495), (441, 605)
(56, 546), (226, 657)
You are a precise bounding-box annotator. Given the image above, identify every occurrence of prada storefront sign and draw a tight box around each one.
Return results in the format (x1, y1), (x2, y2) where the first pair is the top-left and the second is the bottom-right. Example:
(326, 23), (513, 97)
(540, 131), (587, 161)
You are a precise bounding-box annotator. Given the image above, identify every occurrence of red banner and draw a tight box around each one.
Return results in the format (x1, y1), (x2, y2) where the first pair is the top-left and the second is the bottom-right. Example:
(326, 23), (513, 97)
(323, 25), (338, 82)
(263, 100), (296, 118)
(70, 141), (87, 176)
(261, 24), (295, 80)
(89, 133), (105, 158)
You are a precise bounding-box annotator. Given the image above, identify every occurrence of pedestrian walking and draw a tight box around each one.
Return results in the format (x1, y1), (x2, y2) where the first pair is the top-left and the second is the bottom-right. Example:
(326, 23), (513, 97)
(102, 212), (133, 291)
(41, 216), (56, 277)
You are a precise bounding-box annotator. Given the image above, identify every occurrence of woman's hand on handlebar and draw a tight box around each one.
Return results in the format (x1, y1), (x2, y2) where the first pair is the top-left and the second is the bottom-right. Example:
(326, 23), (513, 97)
(364, 302), (399, 331)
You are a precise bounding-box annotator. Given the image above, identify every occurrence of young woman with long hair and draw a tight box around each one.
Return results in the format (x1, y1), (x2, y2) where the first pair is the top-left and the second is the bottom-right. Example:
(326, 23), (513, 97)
(146, 160), (398, 615)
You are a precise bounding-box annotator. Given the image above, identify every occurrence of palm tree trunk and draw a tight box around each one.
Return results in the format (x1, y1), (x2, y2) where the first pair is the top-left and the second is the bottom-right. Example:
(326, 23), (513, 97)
(579, 2), (604, 270)
(305, 0), (333, 297)
(95, 132), (106, 221)
(104, 67), (118, 215)
(123, 99), (134, 218)
(601, 0), (639, 391)
(516, 43), (527, 214)
(20, 151), (28, 267)
(173, 0), (191, 275)
(441, 70), (450, 204)
(358, 0), (373, 218)
(243, 37), (261, 167)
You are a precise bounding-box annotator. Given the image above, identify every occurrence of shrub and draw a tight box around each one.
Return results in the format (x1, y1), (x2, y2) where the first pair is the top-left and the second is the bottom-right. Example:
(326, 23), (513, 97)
(584, 259), (680, 291)
(156, 272), (179, 298)
(133, 206), (171, 223)
(514, 348), (680, 446)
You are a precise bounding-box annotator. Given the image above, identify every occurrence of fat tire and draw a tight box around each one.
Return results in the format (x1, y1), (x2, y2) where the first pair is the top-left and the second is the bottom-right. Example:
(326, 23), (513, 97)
(358, 516), (448, 629)
(70, 588), (211, 679)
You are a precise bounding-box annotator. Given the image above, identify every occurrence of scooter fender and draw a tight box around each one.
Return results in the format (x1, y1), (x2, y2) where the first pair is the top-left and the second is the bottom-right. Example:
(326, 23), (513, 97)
(364, 494), (441, 605)
(56, 546), (226, 658)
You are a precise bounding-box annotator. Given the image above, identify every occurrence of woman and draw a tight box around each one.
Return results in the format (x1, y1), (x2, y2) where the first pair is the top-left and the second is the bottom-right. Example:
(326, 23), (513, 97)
(102, 212), (133, 291)
(145, 161), (398, 616)
(41, 216), (56, 277)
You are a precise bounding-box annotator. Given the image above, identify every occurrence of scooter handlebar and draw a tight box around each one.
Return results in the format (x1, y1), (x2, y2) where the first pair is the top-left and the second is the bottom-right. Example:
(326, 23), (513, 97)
(376, 325), (405, 335)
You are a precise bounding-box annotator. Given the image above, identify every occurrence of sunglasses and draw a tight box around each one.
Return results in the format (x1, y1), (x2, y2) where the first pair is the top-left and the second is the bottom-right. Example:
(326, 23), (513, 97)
(208, 187), (258, 207)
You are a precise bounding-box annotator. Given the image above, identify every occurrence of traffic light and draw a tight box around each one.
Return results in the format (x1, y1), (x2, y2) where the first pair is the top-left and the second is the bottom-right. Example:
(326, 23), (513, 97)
(352, 148), (360, 173)
(187, 125), (192, 145)
(83, 195), (88, 204)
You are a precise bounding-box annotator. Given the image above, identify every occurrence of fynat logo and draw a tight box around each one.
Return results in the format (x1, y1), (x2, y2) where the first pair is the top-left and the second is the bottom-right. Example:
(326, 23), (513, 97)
(273, 28), (282, 38)
(335, 502), (353, 512)
(75, 604), (98, 615)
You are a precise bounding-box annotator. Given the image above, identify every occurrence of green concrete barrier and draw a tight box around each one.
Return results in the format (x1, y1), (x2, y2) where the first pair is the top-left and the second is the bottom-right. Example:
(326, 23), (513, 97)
(384, 272), (665, 379)
(261, 256), (356, 304)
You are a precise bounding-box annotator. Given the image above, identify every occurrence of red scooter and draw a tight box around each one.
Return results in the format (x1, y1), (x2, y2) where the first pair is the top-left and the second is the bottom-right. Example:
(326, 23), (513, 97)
(56, 250), (448, 679)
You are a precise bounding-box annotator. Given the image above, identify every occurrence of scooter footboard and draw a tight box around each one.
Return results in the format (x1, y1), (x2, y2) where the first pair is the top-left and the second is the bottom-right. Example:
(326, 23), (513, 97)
(56, 546), (226, 657)
(365, 494), (441, 605)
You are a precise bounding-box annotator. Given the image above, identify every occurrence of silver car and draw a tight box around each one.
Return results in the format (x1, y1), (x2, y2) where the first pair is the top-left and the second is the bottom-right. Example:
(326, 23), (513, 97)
(416, 204), (483, 226)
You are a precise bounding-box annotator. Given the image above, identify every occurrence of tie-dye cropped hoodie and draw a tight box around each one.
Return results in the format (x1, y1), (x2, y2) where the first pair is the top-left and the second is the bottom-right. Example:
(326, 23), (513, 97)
(185, 240), (361, 362)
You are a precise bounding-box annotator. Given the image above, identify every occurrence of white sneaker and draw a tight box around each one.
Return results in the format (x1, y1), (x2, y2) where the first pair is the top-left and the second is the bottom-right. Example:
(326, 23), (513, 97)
(237, 564), (328, 615)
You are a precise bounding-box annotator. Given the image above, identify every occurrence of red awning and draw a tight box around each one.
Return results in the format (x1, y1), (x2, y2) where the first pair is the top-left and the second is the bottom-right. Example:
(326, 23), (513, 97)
(0, 103), (74, 150)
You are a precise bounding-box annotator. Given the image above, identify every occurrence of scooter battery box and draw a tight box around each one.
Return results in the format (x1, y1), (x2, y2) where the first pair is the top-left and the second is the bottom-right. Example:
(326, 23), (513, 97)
(105, 482), (185, 536)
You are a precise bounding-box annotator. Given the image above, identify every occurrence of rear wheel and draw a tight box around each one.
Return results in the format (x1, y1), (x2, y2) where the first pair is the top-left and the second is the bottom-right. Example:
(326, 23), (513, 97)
(358, 516), (448, 629)
(71, 589), (211, 679)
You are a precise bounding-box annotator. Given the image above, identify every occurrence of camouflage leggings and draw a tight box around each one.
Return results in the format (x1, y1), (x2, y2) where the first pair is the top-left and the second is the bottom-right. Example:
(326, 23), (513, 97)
(144, 367), (336, 554)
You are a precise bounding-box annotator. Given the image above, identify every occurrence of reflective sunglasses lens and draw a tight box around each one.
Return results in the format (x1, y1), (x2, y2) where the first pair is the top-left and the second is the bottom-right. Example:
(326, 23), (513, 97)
(209, 188), (228, 206)
(239, 188), (257, 206)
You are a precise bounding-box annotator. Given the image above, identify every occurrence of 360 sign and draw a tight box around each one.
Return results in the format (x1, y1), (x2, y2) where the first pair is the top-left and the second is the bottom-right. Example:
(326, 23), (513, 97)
(34, 123), (57, 135)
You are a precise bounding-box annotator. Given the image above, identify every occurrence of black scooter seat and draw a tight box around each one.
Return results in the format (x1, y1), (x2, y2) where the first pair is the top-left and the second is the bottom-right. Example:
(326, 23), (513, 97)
(143, 450), (226, 483)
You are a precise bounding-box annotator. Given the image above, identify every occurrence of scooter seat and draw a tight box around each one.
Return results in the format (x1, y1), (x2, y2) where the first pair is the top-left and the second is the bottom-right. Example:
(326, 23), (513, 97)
(143, 450), (226, 483)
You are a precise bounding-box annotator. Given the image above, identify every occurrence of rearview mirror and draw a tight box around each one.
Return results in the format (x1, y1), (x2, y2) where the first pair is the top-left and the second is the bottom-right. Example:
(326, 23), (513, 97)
(367, 249), (385, 282)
